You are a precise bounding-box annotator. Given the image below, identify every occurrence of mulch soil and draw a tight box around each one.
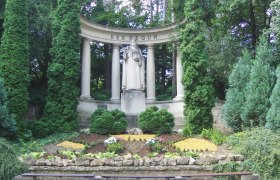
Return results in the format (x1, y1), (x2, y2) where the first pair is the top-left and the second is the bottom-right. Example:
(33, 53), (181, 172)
(69, 133), (186, 157)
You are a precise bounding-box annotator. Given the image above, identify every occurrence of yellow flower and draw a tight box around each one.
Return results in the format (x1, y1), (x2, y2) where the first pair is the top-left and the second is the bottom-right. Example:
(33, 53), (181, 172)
(112, 134), (156, 141)
(56, 141), (85, 149)
(173, 138), (217, 152)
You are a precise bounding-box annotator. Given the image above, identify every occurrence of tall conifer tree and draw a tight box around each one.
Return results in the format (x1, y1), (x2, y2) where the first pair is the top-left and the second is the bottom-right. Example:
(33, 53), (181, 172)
(44, 0), (81, 133)
(241, 36), (275, 127)
(0, 0), (29, 135)
(179, 0), (215, 134)
(222, 50), (252, 132)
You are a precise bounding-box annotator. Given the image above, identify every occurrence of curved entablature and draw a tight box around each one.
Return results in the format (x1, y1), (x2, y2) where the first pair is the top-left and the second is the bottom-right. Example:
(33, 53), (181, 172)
(80, 16), (186, 45)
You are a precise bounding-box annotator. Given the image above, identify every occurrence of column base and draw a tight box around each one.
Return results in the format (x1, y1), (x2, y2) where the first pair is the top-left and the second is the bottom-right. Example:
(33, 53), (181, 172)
(80, 95), (92, 99)
(146, 98), (156, 103)
(110, 98), (121, 103)
(173, 95), (184, 101)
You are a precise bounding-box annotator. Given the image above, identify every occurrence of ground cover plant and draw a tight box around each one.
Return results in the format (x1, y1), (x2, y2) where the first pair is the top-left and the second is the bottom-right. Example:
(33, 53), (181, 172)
(214, 127), (280, 179)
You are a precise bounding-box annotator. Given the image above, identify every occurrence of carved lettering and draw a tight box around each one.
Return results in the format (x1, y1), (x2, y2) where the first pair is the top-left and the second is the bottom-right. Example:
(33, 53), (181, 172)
(110, 34), (159, 42)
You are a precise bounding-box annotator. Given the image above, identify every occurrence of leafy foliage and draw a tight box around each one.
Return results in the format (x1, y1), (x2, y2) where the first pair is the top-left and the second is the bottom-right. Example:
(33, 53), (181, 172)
(179, 0), (215, 134)
(106, 142), (124, 154)
(241, 36), (275, 127)
(222, 50), (252, 132)
(200, 128), (226, 145)
(90, 109), (127, 134)
(13, 132), (79, 155)
(0, 0), (29, 137)
(43, 0), (81, 134)
(225, 127), (280, 179)
(0, 138), (27, 180)
(0, 78), (17, 139)
(138, 106), (175, 134)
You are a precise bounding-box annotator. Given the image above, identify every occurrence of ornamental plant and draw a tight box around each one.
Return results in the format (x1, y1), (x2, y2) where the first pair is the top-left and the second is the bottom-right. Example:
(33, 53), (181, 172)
(138, 106), (174, 134)
(90, 109), (127, 134)
(146, 137), (166, 153)
(104, 137), (124, 154)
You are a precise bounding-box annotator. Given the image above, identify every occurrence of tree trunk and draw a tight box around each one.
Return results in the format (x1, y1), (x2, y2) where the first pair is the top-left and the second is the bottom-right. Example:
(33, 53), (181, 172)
(163, 0), (167, 23)
(249, 0), (257, 52)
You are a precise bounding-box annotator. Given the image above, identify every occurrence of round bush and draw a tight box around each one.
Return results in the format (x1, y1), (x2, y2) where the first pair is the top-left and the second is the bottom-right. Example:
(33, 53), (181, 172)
(138, 106), (175, 134)
(90, 109), (127, 134)
(0, 138), (27, 179)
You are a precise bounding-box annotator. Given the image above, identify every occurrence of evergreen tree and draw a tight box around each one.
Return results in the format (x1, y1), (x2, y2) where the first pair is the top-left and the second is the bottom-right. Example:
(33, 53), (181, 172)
(266, 67), (280, 131)
(222, 50), (252, 132)
(0, 0), (29, 135)
(0, 78), (16, 139)
(43, 0), (81, 134)
(241, 36), (275, 127)
(180, 0), (215, 134)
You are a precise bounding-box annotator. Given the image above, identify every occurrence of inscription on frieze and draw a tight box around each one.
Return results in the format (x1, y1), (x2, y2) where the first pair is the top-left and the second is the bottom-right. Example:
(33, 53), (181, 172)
(110, 34), (158, 41)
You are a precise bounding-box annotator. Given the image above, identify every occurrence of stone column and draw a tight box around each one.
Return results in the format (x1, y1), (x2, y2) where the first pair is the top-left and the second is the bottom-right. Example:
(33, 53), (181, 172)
(81, 38), (91, 99)
(146, 44), (156, 102)
(174, 48), (184, 101)
(111, 44), (120, 102)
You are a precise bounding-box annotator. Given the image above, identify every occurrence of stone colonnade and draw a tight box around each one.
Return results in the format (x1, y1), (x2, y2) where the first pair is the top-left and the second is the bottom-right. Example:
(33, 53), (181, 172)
(80, 38), (184, 102)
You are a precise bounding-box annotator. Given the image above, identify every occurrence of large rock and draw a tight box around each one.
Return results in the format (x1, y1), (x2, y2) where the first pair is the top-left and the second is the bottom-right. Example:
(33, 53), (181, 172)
(127, 128), (143, 135)
(235, 154), (245, 161)
(178, 157), (189, 165)
(75, 158), (90, 166)
(189, 157), (196, 165)
(90, 159), (104, 166)
(123, 159), (134, 166)
(104, 158), (115, 166)
(35, 159), (46, 166)
(197, 154), (218, 165)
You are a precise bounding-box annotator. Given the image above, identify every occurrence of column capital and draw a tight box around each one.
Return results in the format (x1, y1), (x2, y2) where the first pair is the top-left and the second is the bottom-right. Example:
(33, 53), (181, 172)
(113, 43), (121, 48)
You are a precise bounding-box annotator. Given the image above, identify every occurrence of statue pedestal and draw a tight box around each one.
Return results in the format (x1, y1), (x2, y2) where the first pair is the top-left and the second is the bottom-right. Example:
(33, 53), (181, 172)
(121, 90), (145, 128)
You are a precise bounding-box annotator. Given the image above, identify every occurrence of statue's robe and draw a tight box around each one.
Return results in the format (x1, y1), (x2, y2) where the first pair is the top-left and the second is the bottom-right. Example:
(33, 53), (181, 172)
(122, 45), (145, 91)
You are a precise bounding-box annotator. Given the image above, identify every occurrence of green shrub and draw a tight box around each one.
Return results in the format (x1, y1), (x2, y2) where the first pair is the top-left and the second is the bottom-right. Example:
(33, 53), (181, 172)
(138, 106), (175, 134)
(213, 161), (251, 180)
(0, 138), (27, 179)
(106, 142), (124, 154)
(200, 128), (226, 145)
(225, 127), (280, 179)
(90, 109), (127, 134)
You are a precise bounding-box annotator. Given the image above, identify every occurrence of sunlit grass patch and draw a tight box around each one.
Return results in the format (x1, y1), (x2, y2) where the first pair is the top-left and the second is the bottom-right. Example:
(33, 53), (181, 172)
(56, 141), (85, 149)
(173, 138), (217, 152)
(112, 134), (156, 141)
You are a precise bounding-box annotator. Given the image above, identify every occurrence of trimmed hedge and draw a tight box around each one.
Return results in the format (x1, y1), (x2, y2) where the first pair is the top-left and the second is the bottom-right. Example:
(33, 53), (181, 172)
(138, 106), (175, 134)
(90, 109), (127, 134)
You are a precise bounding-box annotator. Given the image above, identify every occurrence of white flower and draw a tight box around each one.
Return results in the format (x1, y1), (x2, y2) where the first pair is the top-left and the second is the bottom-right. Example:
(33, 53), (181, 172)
(104, 137), (118, 144)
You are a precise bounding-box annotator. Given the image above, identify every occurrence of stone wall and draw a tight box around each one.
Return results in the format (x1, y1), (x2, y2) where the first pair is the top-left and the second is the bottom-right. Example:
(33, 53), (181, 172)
(78, 99), (228, 131)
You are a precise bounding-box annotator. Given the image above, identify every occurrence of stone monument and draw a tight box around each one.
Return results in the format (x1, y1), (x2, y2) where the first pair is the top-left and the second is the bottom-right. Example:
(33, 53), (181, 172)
(121, 40), (146, 128)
